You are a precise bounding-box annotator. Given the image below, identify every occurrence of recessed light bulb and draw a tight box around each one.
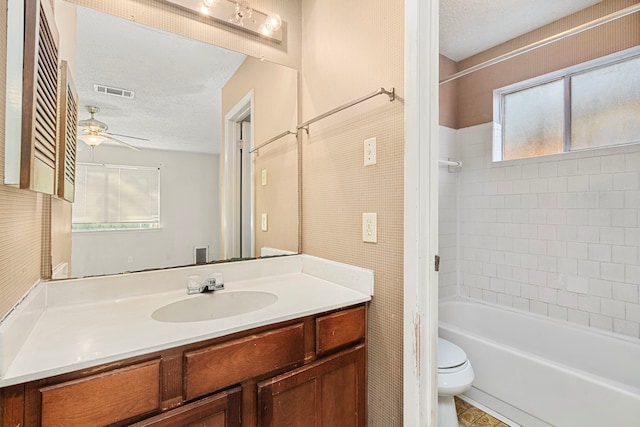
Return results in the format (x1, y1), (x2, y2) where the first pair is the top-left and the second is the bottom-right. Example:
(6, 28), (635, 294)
(264, 13), (281, 31)
(259, 23), (273, 36)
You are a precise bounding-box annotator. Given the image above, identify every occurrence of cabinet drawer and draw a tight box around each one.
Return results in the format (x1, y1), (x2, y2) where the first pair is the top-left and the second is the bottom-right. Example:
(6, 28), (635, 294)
(40, 359), (160, 427)
(316, 306), (366, 356)
(185, 323), (305, 400)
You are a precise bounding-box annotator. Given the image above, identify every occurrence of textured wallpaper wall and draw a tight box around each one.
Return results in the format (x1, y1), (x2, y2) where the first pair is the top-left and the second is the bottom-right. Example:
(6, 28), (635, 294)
(300, 0), (405, 424)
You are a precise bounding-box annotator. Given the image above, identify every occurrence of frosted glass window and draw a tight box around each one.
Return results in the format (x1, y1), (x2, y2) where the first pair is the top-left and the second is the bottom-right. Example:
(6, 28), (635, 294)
(73, 163), (160, 231)
(495, 52), (640, 161)
(502, 79), (564, 160)
(571, 56), (640, 150)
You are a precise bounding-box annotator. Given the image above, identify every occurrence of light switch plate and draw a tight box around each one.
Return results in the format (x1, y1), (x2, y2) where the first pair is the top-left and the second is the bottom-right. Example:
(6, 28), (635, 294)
(362, 213), (377, 243)
(261, 213), (268, 231)
(261, 169), (267, 186)
(364, 137), (376, 166)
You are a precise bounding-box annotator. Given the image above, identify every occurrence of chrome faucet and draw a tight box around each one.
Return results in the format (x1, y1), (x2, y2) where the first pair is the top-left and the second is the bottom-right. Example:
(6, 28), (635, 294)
(187, 274), (224, 295)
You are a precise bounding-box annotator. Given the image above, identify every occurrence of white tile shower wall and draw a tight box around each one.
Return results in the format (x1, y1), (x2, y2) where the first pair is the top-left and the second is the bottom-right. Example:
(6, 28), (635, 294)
(457, 123), (640, 338)
(439, 127), (459, 299)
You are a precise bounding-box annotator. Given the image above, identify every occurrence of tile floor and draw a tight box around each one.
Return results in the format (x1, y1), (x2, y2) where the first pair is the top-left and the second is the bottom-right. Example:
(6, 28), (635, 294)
(455, 397), (510, 427)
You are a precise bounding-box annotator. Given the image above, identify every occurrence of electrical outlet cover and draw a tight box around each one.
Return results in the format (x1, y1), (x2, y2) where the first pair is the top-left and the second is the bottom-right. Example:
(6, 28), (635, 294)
(364, 137), (376, 166)
(362, 213), (377, 243)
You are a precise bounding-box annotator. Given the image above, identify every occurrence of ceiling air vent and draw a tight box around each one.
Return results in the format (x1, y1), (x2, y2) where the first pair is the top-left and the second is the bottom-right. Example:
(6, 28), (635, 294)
(93, 84), (135, 99)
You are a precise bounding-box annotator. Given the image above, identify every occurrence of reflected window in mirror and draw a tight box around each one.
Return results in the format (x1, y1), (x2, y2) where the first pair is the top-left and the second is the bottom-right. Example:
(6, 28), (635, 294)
(72, 163), (160, 232)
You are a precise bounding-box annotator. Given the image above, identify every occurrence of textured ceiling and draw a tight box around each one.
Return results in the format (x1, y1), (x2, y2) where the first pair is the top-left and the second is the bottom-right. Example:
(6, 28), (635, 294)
(440, 0), (603, 61)
(75, 6), (246, 154)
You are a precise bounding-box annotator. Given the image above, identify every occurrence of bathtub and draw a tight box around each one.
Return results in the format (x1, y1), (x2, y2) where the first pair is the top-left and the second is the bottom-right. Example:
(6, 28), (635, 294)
(439, 298), (640, 427)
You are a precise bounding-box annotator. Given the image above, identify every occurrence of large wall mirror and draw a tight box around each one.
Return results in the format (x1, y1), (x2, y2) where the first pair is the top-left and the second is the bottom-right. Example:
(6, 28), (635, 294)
(59, 2), (299, 278)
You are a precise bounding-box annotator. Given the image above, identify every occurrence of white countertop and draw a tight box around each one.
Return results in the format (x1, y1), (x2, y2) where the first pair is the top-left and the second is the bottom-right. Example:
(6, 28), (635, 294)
(0, 255), (373, 387)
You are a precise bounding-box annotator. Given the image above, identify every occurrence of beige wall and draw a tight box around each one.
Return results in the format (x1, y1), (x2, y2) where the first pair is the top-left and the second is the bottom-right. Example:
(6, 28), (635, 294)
(222, 56), (299, 255)
(450, 0), (640, 128)
(439, 54), (458, 128)
(300, 0), (404, 424)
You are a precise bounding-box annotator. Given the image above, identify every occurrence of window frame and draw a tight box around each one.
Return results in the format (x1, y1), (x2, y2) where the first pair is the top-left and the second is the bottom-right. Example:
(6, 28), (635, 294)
(72, 162), (161, 232)
(493, 46), (640, 162)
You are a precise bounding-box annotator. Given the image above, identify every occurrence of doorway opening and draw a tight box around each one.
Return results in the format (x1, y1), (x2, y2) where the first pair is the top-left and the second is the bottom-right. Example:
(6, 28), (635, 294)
(223, 91), (255, 259)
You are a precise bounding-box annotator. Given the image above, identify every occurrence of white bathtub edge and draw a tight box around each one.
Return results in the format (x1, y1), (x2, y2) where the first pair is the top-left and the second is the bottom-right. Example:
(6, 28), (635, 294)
(441, 296), (640, 345)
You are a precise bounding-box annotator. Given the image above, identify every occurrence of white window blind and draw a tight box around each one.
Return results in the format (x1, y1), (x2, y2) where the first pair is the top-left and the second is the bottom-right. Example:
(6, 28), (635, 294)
(72, 163), (160, 231)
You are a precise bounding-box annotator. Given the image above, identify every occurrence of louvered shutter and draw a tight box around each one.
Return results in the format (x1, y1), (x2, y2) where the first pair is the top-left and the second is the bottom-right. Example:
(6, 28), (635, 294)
(20, 0), (60, 194)
(57, 60), (78, 202)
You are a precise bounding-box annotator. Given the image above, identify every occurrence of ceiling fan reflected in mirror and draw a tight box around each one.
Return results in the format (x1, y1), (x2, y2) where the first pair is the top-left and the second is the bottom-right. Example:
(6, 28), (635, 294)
(78, 105), (148, 151)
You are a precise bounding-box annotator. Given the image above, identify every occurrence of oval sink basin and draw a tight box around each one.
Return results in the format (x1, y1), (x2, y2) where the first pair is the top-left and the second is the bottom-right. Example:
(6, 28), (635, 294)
(152, 291), (278, 322)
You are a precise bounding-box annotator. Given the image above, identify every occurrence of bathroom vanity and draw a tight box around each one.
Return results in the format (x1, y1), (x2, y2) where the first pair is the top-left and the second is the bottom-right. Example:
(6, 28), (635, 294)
(0, 255), (372, 426)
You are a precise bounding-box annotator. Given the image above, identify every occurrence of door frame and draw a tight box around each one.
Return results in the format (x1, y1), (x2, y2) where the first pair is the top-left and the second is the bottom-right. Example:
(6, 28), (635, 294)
(404, 0), (439, 425)
(222, 90), (255, 260)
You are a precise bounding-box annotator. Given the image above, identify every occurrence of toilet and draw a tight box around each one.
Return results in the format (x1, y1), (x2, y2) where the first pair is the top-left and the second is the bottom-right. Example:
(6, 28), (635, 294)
(438, 338), (474, 427)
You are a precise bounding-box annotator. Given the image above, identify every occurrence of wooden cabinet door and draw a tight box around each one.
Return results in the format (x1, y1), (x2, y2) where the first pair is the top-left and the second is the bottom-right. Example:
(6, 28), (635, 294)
(129, 386), (241, 427)
(257, 344), (366, 427)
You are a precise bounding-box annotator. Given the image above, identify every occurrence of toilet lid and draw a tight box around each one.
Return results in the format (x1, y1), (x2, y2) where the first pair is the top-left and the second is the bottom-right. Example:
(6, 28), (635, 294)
(438, 338), (467, 369)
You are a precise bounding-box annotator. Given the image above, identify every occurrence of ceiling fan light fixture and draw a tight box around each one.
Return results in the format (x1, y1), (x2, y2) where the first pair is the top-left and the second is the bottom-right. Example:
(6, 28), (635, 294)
(78, 105), (109, 132)
(77, 105), (144, 151)
(80, 132), (108, 147)
(78, 118), (108, 133)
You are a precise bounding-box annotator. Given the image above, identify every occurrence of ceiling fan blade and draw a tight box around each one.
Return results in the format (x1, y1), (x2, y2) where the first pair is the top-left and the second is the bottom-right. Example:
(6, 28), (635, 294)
(104, 135), (142, 152)
(105, 132), (150, 141)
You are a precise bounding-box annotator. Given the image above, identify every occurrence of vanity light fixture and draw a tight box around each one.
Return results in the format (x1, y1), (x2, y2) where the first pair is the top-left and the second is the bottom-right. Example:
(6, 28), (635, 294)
(259, 12), (281, 36)
(166, 0), (283, 43)
(229, 0), (252, 27)
(200, 0), (219, 15)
